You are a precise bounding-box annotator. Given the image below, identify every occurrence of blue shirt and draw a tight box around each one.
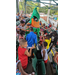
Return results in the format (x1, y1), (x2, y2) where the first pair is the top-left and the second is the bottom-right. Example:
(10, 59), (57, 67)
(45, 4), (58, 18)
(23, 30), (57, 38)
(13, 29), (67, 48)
(26, 32), (37, 47)
(16, 15), (19, 19)
(40, 23), (41, 25)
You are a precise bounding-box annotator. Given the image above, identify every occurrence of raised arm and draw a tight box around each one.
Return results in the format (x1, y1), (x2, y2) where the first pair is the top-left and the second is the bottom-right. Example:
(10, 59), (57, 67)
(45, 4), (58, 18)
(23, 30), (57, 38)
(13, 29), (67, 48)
(43, 50), (45, 60)
(25, 46), (35, 57)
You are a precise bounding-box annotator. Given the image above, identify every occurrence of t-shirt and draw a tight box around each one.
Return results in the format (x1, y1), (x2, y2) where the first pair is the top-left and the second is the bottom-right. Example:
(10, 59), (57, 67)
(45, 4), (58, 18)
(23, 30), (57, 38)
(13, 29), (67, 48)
(49, 24), (52, 28)
(16, 15), (19, 19)
(52, 26), (56, 31)
(26, 31), (37, 47)
(45, 38), (51, 49)
(18, 46), (28, 69)
(17, 24), (26, 31)
(41, 49), (48, 61)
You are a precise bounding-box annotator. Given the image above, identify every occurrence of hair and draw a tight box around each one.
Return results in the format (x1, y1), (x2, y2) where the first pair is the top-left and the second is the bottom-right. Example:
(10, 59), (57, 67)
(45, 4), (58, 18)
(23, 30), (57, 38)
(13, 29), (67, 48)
(43, 23), (45, 26)
(20, 30), (25, 36)
(43, 42), (47, 47)
(20, 20), (25, 24)
(19, 39), (27, 46)
(30, 27), (33, 31)
(52, 31), (58, 37)
(43, 30), (47, 34)
(46, 34), (50, 39)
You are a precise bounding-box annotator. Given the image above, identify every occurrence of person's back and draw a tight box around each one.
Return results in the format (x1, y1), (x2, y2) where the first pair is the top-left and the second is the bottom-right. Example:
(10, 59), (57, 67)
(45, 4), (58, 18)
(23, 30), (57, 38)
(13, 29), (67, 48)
(41, 42), (48, 63)
(18, 46), (28, 69)
(26, 27), (37, 47)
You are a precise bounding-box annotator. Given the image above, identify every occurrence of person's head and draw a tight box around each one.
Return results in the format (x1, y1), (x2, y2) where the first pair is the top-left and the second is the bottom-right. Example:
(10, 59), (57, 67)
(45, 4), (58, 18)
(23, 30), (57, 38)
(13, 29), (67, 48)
(46, 34), (50, 39)
(17, 12), (19, 16)
(53, 23), (54, 26)
(30, 27), (33, 32)
(27, 23), (31, 26)
(16, 14), (18, 16)
(43, 30), (47, 34)
(20, 30), (25, 37)
(42, 42), (47, 48)
(20, 20), (25, 27)
(19, 39), (28, 48)
(40, 21), (41, 23)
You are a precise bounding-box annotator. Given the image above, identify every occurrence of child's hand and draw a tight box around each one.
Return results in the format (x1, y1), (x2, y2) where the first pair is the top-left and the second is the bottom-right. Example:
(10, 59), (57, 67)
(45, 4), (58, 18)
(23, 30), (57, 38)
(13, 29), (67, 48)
(31, 46), (35, 49)
(41, 32), (44, 36)
(17, 28), (20, 30)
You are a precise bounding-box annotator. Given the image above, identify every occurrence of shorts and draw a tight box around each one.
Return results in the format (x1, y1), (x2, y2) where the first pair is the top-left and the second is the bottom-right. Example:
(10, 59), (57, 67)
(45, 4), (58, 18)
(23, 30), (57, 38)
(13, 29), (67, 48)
(44, 59), (48, 64)
(22, 65), (27, 70)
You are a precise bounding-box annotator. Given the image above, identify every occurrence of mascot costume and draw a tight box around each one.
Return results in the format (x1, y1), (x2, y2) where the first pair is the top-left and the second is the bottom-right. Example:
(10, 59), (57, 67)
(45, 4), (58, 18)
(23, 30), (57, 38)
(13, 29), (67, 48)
(26, 7), (40, 41)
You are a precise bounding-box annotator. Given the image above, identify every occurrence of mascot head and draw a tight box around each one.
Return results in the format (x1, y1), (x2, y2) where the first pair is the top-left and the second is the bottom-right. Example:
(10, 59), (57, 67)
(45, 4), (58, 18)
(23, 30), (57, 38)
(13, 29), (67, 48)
(29, 7), (40, 24)
(32, 7), (40, 22)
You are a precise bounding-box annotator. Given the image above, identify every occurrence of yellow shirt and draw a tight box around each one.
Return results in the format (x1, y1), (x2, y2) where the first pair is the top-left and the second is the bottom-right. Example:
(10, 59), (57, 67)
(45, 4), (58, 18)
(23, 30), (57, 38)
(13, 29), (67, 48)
(45, 38), (51, 49)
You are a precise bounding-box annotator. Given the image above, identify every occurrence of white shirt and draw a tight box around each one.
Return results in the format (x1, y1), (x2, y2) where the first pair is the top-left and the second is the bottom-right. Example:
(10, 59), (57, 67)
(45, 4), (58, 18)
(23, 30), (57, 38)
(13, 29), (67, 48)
(17, 24), (27, 31)
(41, 49), (48, 61)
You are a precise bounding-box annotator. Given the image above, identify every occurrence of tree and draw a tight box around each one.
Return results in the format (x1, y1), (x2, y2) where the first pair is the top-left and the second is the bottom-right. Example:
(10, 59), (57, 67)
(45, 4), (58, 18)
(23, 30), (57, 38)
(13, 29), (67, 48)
(18, 1), (58, 15)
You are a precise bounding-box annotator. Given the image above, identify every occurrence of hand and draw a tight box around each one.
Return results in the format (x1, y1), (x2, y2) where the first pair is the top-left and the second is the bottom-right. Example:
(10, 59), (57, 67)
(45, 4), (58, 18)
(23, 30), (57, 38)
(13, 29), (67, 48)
(42, 32), (44, 35)
(31, 46), (35, 49)
(16, 28), (20, 30)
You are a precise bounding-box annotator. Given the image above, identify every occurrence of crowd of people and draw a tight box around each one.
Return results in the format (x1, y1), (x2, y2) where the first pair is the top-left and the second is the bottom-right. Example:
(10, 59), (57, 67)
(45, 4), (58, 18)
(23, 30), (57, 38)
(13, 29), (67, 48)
(16, 12), (58, 75)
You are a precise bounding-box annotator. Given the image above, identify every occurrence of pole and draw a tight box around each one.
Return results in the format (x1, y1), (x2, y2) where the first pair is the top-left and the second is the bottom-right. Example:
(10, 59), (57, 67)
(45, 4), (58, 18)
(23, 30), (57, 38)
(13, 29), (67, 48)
(47, 0), (50, 23)
(25, 0), (26, 15)
(16, 0), (17, 13)
(16, 0), (19, 13)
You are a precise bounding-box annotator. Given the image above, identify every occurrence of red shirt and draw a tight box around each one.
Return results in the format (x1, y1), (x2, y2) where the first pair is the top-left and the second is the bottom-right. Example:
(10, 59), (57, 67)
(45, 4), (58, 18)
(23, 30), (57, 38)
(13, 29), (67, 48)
(46, 27), (47, 29)
(57, 42), (58, 45)
(18, 46), (28, 69)
(49, 25), (52, 28)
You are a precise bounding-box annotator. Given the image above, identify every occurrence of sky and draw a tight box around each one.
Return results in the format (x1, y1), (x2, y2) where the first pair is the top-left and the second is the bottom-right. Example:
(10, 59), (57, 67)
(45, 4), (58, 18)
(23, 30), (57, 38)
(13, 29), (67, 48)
(40, 1), (58, 7)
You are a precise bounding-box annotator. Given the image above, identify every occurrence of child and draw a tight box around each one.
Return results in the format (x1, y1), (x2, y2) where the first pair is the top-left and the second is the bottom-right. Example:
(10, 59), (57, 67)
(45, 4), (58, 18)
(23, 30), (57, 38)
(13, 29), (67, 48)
(19, 30), (25, 42)
(38, 39), (43, 50)
(16, 60), (28, 75)
(41, 42), (48, 75)
(42, 33), (51, 53)
(18, 39), (35, 70)
(41, 42), (48, 64)
(39, 21), (42, 25)
(45, 26), (48, 29)
(16, 20), (26, 32)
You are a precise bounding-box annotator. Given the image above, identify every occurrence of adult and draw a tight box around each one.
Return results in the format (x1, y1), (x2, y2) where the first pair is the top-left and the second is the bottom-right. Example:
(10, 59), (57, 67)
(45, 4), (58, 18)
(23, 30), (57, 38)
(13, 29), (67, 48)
(16, 14), (19, 21)
(47, 31), (58, 53)
(26, 27), (37, 48)
(52, 23), (56, 31)
(16, 20), (27, 32)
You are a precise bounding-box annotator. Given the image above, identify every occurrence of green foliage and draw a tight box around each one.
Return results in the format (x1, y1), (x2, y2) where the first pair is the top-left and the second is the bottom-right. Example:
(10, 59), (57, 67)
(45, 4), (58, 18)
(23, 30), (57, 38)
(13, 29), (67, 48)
(18, 1), (58, 15)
